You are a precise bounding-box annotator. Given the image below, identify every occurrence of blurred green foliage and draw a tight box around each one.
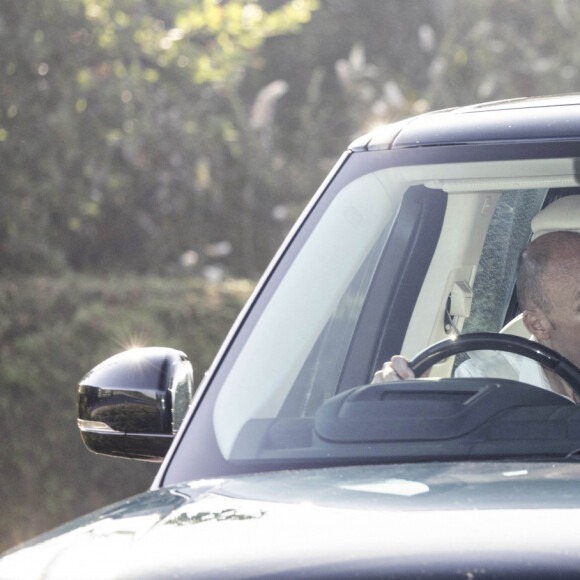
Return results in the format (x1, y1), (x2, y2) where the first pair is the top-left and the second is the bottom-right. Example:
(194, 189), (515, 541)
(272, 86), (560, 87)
(3, 0), (580, 278)
(0, 0), (319, 278)
(3, 0), (580, 552)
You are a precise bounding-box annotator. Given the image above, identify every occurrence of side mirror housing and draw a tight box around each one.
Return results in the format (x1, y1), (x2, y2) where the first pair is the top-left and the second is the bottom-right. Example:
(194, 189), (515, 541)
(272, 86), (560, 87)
(77, 347), (194, 461)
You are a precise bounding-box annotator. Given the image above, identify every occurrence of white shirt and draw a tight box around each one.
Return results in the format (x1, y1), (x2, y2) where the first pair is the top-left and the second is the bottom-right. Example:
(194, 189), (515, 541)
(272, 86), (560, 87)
(454, 349), (573, 401)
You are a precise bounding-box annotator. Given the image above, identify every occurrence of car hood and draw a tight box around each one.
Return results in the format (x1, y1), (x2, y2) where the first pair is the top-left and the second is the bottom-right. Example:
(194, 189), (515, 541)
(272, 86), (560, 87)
(3, 461), (580, 579)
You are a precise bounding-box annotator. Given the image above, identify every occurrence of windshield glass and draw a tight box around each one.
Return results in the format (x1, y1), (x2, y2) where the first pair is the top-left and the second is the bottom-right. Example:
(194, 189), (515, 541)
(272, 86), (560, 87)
(214, 169), (400, 457)
(163, 146), (580, 484)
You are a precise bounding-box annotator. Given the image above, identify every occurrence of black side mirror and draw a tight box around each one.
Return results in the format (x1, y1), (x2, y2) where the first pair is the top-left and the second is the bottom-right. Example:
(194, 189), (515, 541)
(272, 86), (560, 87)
(77, 347), (194, 461)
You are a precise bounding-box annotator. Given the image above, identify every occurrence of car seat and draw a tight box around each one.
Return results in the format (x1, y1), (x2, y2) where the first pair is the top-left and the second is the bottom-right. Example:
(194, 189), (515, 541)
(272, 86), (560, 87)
(500, 195), (580, 337)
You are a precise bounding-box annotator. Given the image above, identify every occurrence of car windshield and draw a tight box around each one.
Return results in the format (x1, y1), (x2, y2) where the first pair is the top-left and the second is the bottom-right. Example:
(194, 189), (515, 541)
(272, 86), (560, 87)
(162, 143), (580, 484)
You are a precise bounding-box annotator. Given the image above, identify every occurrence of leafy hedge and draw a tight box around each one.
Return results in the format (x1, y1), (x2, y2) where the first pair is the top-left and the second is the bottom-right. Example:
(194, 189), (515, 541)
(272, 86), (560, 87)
(0, 274), (253, 551)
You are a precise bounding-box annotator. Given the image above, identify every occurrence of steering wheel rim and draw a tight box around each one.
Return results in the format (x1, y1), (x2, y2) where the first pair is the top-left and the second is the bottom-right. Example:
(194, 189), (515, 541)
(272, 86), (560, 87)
(408, 332), (580, 398)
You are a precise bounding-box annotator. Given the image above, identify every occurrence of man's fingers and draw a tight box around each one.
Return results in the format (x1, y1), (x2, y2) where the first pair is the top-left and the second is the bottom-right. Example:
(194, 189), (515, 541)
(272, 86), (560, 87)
(391, 356), (415, 380)
(372, 356), (415, 383)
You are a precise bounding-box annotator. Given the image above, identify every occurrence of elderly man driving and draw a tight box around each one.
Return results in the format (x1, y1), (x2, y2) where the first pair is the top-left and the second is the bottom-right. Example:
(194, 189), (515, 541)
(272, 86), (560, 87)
(373, 230), (580, 404)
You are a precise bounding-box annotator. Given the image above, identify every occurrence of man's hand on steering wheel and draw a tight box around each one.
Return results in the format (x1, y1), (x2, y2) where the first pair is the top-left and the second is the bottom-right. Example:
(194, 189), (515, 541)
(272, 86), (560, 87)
(372, 333), (580, 401)
(372, 356), (416, 383)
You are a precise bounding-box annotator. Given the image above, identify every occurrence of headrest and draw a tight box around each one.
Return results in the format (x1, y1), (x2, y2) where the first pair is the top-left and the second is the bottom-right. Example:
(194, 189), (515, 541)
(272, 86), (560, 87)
(531, 195), (580, 240)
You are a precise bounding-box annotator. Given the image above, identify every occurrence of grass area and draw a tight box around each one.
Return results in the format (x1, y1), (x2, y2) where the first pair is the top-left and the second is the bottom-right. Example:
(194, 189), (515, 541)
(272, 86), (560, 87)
(0, 273), (254, 551)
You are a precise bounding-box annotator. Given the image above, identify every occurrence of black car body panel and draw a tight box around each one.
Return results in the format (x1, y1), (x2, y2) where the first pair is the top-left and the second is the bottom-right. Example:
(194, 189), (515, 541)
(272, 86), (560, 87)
(351, 95), (580, 151)
(3, 462), (580, 579)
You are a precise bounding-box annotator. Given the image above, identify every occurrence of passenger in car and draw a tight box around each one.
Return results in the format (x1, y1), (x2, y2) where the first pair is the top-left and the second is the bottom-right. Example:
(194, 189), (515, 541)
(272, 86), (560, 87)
(373, 230), (580, 403)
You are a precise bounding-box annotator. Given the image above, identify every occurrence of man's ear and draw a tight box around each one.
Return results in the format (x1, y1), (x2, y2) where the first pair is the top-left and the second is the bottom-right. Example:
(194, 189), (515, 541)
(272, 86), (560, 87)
(522, 308), (553, 341)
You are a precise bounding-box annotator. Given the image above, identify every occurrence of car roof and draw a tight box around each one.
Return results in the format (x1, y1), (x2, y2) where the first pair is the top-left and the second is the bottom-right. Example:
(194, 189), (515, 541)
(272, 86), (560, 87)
(350, 94), (580, 151)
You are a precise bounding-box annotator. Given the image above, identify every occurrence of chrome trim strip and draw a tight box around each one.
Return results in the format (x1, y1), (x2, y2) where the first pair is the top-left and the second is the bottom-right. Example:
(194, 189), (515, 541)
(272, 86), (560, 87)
(77, 419), (122, 434)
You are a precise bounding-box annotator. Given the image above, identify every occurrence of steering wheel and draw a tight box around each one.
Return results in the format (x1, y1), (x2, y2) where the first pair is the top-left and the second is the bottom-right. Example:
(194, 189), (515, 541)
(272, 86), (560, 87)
(408, 332), (580, 398)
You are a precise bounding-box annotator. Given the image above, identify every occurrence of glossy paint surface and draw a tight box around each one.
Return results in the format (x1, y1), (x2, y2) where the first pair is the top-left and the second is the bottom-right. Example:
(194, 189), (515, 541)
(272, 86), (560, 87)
(2, 461), (580, 578)
(351, 95), (580, 151)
